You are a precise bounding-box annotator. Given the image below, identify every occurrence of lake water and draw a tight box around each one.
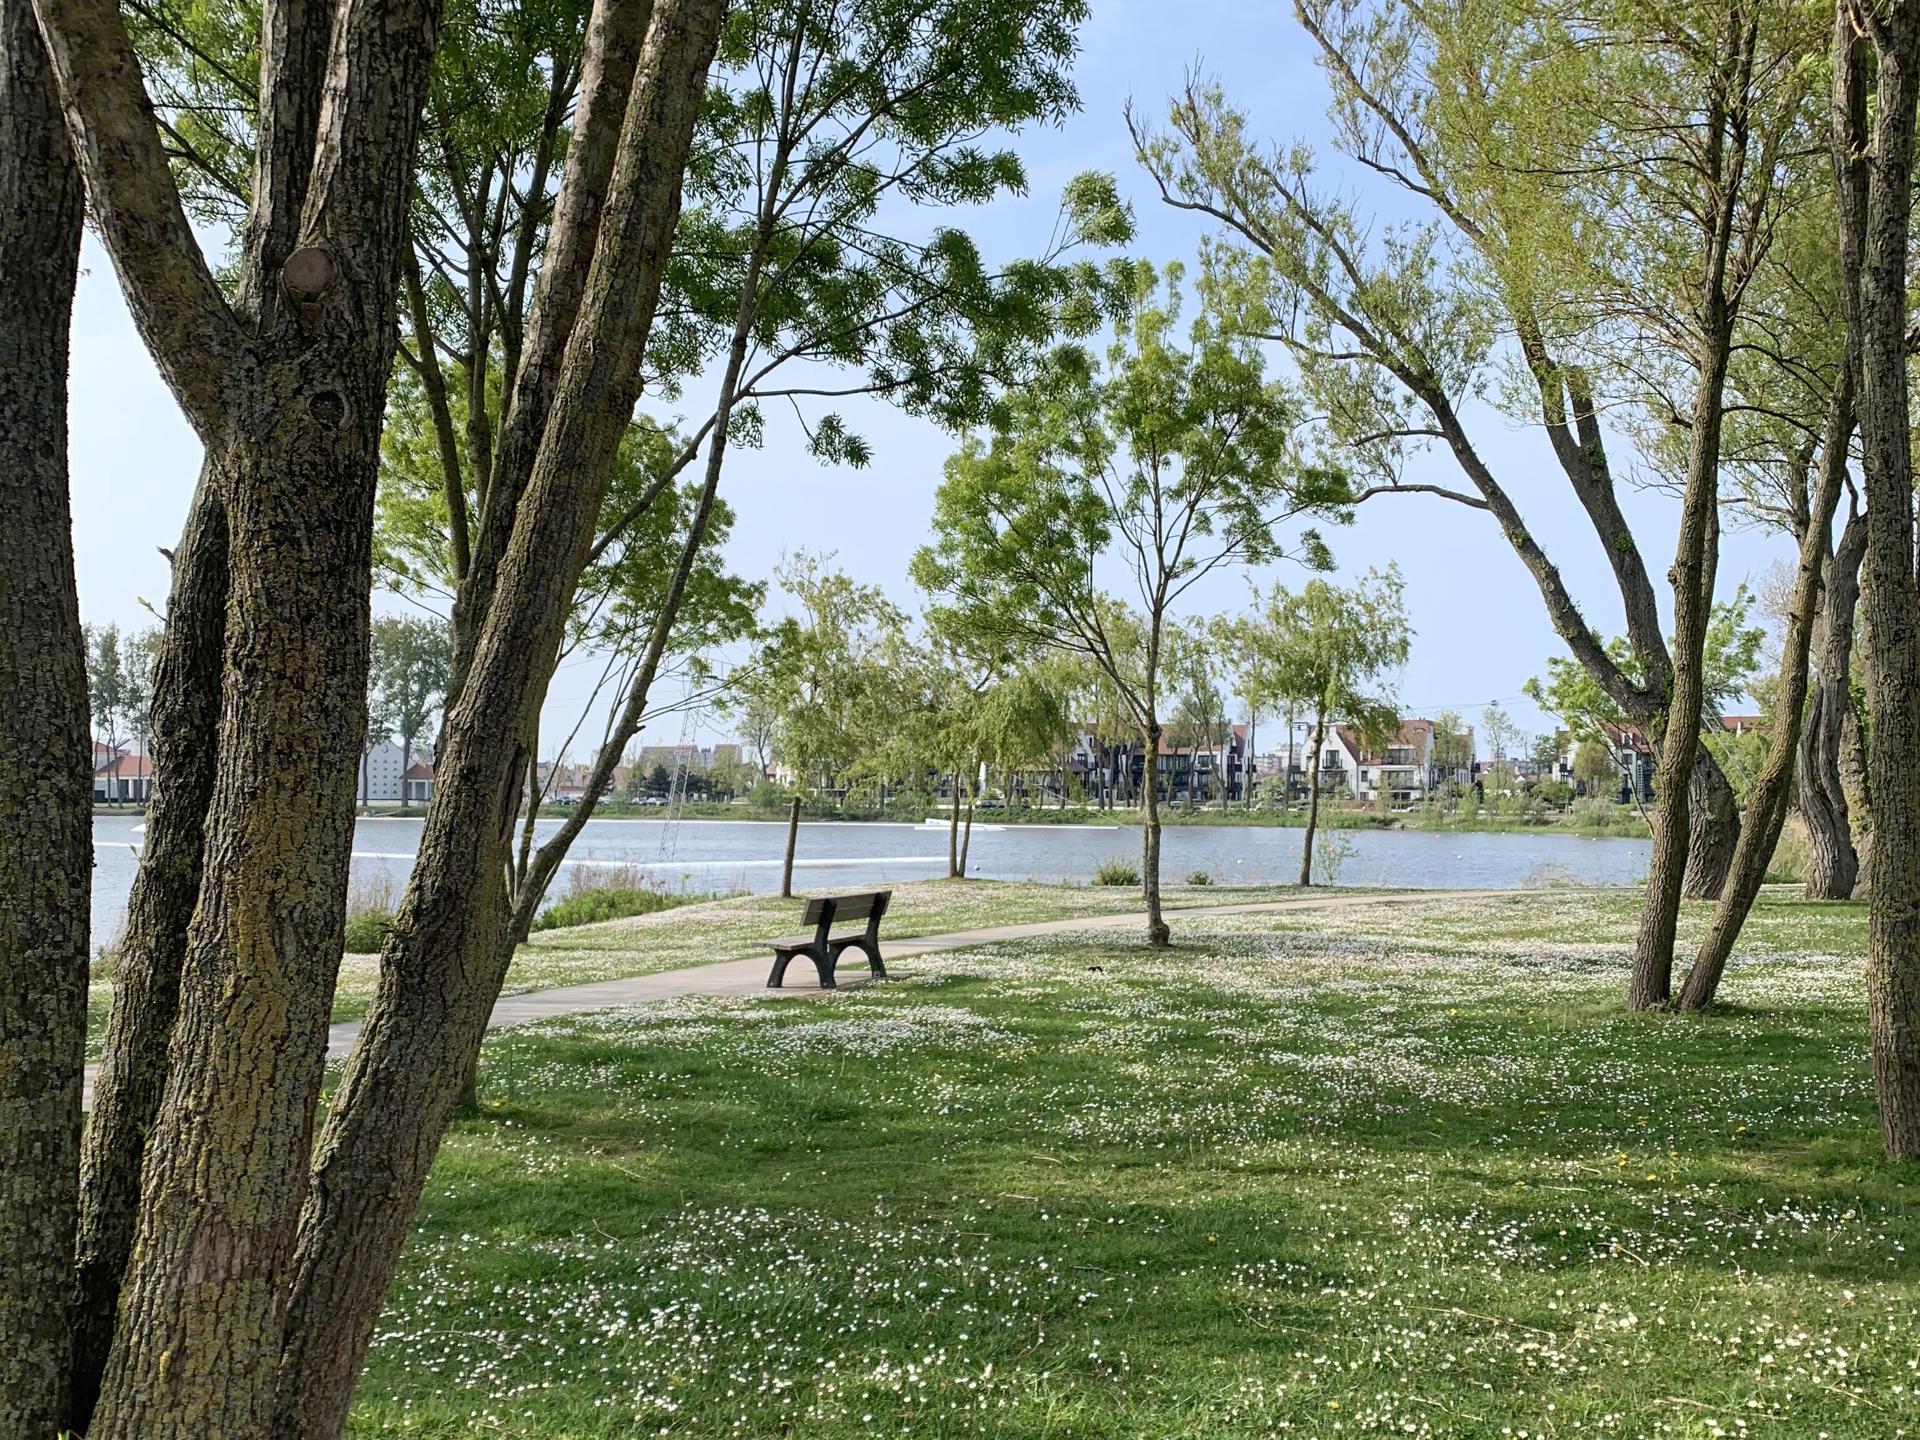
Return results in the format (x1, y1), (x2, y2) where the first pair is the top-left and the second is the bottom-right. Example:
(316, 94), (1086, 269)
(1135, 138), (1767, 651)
(87, 813), (1649, 950)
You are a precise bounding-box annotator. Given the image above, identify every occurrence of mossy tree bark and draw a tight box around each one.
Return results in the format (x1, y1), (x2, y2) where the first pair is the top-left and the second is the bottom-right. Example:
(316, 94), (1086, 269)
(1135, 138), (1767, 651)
(68, 469), (228, 1429)
(0, 0), (87, 1428)
(1832, 0), (1920, 1158)
(30, 0), (443, 1425)
(273, 6), (727, 1432)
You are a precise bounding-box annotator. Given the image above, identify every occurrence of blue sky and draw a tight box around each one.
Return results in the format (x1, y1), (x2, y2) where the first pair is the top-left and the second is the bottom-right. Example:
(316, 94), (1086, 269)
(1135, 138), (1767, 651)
(65, 0), (1790, 761)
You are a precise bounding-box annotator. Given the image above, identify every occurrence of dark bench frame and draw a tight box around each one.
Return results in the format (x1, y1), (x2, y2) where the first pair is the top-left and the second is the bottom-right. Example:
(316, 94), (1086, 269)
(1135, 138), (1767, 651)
(765, 890), (892, 989)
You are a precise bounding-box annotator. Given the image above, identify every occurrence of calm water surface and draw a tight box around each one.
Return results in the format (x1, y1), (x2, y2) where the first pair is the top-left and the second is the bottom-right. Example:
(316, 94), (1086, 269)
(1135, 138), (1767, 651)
(87, 813), (1648, 951)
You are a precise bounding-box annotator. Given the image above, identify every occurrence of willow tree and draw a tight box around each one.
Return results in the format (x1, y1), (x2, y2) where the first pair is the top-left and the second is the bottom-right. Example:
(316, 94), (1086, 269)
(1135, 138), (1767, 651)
(1243, 568), (1408, 884)
(1133, 0), (1817, 1007)
(915, 262), (1346, 944)
(1832, 0), (1920, 1157)
(24, 0), (443, 1420)
(0, 0), (86, 1429)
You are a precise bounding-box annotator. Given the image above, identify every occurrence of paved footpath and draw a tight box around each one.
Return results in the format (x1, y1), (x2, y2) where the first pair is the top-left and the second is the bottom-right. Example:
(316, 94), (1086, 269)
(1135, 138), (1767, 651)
(85, 887), (1518, 1104)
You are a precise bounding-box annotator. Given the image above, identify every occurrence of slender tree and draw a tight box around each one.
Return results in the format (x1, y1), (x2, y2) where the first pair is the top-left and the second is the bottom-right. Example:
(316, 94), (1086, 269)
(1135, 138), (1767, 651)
(916, 262), (1344, 943)
(1243, 568), (1407, 884)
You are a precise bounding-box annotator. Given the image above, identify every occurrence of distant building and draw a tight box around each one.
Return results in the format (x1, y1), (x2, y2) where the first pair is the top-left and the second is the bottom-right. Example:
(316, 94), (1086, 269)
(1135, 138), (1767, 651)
(1599, 720), (1656, 803)
(357, 741), (408, 803)
(93, 745), (151, 803)
(1321, 717), (1472, 806)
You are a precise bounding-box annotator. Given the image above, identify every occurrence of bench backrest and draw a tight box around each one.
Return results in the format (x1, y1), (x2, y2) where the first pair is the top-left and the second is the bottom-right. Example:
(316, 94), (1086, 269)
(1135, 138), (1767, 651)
(797, 890), (890, 935)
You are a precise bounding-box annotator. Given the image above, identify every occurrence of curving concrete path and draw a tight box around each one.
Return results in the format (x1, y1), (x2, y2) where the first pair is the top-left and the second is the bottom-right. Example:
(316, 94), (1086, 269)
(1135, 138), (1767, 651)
(85, 887), (1529, 1105)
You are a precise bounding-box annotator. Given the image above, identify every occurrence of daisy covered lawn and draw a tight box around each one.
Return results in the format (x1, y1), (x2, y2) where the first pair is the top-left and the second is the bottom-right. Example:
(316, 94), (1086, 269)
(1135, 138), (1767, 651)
(346, 888), (1915, 1438)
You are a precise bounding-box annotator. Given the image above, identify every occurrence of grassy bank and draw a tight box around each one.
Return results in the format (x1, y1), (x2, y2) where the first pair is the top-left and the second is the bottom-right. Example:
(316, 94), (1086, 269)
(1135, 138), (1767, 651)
(345, 888), (1901, 1437)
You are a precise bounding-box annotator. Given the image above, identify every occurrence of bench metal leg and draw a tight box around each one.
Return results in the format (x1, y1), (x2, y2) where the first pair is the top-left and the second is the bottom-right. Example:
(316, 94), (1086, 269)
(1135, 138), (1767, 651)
(829, 939), (886, 980)
(769, 946), (836, 989)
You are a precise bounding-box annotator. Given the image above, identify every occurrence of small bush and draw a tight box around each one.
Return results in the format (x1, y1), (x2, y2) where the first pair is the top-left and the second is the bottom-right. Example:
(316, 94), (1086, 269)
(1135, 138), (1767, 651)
(1186, 869), (1214, 886)
(343, 911), (392, 953)
(534, 883), (704, 931)
(1093, 858), (1141, 887)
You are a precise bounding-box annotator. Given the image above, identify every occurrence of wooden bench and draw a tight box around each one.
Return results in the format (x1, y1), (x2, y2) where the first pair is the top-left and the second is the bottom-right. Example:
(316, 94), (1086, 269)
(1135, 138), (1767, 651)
(764, 890), (892, 989)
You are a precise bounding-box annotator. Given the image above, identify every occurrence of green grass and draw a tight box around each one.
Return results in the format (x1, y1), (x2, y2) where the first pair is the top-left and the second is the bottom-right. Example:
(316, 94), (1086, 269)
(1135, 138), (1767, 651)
(343, 889), (1909, 1438)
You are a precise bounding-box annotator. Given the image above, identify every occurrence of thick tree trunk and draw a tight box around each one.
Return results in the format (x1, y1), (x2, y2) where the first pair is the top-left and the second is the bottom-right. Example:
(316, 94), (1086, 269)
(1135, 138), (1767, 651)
(69, 472), (228, 1430)
(959, 786), (975, 877)
(89, 415), (395, 1440)
(1679, 372), (1853, 1010)
(0, 4), (87, 1427)
(782, 793), (802, 897)
(1800, 511), (1866, 898)
(1835, 1), (1920, 1158)
(270, 11), (729, 1433)
(1141, 722), (1169, 946)
(1300, 712), (1327, 887)
(1682, 745), (1739, 899)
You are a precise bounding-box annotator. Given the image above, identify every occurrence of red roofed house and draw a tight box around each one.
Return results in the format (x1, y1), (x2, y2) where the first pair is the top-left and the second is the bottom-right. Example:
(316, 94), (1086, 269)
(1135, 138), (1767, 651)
(402, 760), (435, 805)
(94, 747), (152, 803)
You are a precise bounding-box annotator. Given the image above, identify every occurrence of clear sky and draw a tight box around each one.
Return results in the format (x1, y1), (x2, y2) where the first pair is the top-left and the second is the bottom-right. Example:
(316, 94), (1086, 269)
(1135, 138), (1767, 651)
(65, 0), (1790, 762)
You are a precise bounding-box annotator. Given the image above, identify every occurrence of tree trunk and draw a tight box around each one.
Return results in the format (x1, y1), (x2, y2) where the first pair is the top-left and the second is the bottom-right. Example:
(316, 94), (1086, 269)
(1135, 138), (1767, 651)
(268, 8), (728, 1433)
(1834, 1), (1920, 1158)
(1141, 722), (1169, 946)
(947, 771), (960, 877)
(1301, 711), (1326, 887)
(1679, 368), (1853, 1010)
(69, 471), (228, 1430)
(1628, 104), (1742, 1010)
(959, 784), (975, 878)
(90, 410), (398, 1440)
(1682, 743), (1740, 899)
(1800, 511), (1866, 899)
(782, 793), (802, 898)
(0, 2), (87, 1425)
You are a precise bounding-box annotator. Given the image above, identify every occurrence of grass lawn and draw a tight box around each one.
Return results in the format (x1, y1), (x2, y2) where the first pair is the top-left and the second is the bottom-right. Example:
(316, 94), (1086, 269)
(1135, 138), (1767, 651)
(325, 878), (1343, 1024)
(344, 889), (1914, 1437)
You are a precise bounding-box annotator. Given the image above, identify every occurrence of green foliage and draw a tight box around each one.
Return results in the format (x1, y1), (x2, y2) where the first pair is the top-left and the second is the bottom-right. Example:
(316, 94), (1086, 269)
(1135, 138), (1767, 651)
(368, 615), (453, 768)
(1241, 566), (1409, 744)
(914, 263), (1347, 740)
(1092, 858), (1140, 886)
(1523, 586), (1767, 742)
(1186, 869), (1214, 886)
(531, 886), (703, 932)
(343, 912), (393, 955)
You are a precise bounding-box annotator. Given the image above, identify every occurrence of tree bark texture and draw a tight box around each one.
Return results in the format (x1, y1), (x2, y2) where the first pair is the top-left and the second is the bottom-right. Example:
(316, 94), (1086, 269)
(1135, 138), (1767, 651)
(1834, 0), (1920, 1158)
(32, 0), (446, 1424)
(0, 0), (87, 1427)
(1141, 723), (1169, 946)
(960, 786), (975, 878)
(1300, 712), (1327, 887)
(1800, 511), (1867, 899)
(1682, 747), (1739, 900)
(69, 470), (229, 1431)
(271, 6), (727, 1433)
(1678, 370), (1854, 1010)
(948, 772), (960, 877)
